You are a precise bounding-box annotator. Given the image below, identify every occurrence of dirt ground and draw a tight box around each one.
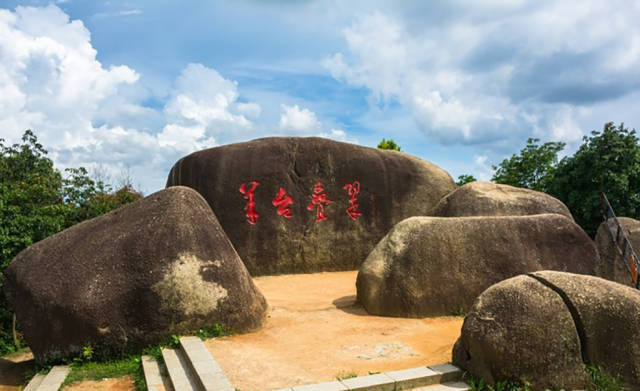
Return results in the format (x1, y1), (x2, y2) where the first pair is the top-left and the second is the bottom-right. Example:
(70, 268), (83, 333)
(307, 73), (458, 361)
(207, 271), (463, 391)
(0, 271), (462, 391)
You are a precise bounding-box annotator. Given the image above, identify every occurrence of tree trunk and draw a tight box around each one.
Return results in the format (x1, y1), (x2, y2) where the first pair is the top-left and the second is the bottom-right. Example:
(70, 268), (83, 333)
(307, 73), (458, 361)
(12, 313), (18, 348)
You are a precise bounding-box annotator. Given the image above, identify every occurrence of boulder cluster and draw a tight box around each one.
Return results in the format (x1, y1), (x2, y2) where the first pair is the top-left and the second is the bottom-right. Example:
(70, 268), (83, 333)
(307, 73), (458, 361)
(4, 136), (639, 389)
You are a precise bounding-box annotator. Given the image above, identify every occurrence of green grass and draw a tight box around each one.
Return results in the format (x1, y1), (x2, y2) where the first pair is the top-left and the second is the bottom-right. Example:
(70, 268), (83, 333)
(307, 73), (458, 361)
(587, 365), (626, 391)
(464, 364), (627, 391)
(61, 355), (146, 390)
(335, 371), (358, 381)
(51, 323), (228, 390)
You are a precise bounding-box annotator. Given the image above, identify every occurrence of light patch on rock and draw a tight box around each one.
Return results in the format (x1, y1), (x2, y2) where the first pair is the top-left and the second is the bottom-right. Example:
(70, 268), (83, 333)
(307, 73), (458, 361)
(153, 253), (228, 317)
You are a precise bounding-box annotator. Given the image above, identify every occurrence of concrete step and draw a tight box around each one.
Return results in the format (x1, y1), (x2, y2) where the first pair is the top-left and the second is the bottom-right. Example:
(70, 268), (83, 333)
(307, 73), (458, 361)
(272, 363), (464, 391)
(142, 355), (172, 391)
(23, 373), (45, 391)
(33, 365), (71, 391)
(179, 336), (234, 391)
(161, 347), (200, 391)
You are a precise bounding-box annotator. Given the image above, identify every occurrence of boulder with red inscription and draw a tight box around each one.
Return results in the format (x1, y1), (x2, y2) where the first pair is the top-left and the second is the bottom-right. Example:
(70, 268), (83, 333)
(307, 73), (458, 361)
(166, 137), (456, 275)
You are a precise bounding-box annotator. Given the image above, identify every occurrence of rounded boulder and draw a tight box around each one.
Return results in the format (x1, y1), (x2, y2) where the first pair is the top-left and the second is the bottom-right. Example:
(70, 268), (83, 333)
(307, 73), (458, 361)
(430, 181), (573, 219)
(166, 137), (456, 275)
(356, 214), (598, 317)
(594, 217), (640, 287)
(454, 271), (640, 390)
(3, 186), (268, 363)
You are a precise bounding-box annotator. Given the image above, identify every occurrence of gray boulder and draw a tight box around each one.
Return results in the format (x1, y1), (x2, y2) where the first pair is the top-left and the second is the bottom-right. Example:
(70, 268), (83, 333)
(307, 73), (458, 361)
(3, 186), (268, 363)
(594, 217), (640, 287)
(452, 275), (587, 389)
(454, 271), (640, 390)
(166, 137), (455, 275)
(357, 214), (599, 317)
(430, 181), (573, 219)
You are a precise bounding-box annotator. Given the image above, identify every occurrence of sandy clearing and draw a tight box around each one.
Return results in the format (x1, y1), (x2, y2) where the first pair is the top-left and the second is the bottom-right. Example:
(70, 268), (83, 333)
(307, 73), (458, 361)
(207, 271), (463, 391)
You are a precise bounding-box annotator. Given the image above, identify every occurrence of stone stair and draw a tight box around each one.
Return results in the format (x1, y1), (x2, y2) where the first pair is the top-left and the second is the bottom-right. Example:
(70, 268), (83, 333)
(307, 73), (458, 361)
(278, 364), (469, 391)
(23, 365), (70, 391)
(142, 336), (234, 391)
(141, 336), (469, 391)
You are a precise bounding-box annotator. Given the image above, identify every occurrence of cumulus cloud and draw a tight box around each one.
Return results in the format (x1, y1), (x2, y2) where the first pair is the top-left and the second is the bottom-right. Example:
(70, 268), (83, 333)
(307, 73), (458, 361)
(324, 3), (640, 147)
(0, 5), (258, 191)
(278, 104), (321, 132)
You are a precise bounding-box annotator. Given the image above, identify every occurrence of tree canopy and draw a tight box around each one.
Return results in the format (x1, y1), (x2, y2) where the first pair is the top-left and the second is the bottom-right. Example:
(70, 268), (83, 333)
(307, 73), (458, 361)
(491, 122), (640, 237)
(377, 138), (402, 151)
(492, 138), (565, 192)
(0, 130), (142, 354)
(547, 122), (640, 236)
(455, 174), (477, 186)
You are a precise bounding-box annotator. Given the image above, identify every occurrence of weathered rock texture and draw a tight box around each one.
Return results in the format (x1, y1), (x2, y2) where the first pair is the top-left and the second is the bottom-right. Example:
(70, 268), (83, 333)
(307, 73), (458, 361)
(452, 275), (587, 389)
(3, 186), (267, 363)
(430, 181), (573, 219)
(356, 214), (599, 317)
(595, 217), (640, 287)
(454, 271), (640, 390)
(166, 137), (456, 275)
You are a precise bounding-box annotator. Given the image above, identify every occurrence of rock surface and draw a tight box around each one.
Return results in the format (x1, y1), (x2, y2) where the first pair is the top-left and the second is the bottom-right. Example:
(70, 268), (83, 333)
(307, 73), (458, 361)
(430, 181), (573, 219)
(454, 271), (640, 390)
(452, 275), (587, 389)
(3, 186), (267, 363)
(356, 214), (599, 317)
(166, 137), (456, 275)
(595, 217), (640, 287)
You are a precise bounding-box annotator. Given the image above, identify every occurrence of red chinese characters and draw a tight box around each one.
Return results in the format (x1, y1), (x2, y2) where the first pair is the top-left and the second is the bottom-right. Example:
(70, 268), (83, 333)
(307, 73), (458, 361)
(272, 187), (294, 218)
(306, 181), (333, 222)
(239, 181), (260, 225)
(343, 180), (362, 221)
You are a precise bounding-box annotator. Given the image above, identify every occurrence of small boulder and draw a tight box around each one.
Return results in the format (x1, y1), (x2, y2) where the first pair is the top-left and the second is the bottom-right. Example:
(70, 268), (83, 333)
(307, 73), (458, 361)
(594, 217), (640, 287)
(454, 271), (640, 390)
(3, 186), (268, 363)
(430, 181), (572, 219)
(357, 214), (598, 317)
(166, 137), (456, 275)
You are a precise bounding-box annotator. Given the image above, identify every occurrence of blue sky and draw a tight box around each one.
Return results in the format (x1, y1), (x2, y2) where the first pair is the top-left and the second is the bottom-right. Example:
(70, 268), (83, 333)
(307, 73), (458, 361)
(1, 1), (640, 192)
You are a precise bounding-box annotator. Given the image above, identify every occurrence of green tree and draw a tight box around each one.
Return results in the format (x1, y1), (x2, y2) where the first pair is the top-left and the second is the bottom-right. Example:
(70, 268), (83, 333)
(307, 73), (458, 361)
(377, 138), (402, 151)
(547, 122), (640, 237)
(455, 174), (477, 186)
(0, 130), (143, 354)
(0, 130), (68, 353)
(492, 138), (565, 192)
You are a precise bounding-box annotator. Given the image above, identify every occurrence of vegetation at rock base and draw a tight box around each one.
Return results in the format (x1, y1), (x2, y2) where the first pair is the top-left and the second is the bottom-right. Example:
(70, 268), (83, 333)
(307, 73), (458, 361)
(377, 138), (402, 151)
(465, 364), (626, 391)
(0, 129), (143, 355)
(492, 122), (640, 237)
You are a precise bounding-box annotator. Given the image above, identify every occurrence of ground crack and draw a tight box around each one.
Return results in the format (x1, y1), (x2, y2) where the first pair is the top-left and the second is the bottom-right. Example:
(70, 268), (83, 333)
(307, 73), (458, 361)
(526, 273), (589, 364)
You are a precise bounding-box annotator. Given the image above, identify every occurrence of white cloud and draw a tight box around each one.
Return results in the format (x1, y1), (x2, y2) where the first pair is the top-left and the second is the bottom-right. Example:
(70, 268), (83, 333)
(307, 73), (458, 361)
(324, 4), (640, 147)
(315, 128), (360, 144)
(235, 102), (261, 118)
(0, 6), (257, 192)
(278, 104), (321, 132)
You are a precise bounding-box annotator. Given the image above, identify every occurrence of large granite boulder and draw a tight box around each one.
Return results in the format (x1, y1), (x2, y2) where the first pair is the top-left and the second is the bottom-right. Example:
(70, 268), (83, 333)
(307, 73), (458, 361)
(595, 217), (640, 287)
(454, 271), (640, 390)
(430, 181), (573, 219)
(356, 214), (598, 317)
(452, 275), (587, 389)
(166, 137), (456, 275)
(3, 186), (268, 363)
